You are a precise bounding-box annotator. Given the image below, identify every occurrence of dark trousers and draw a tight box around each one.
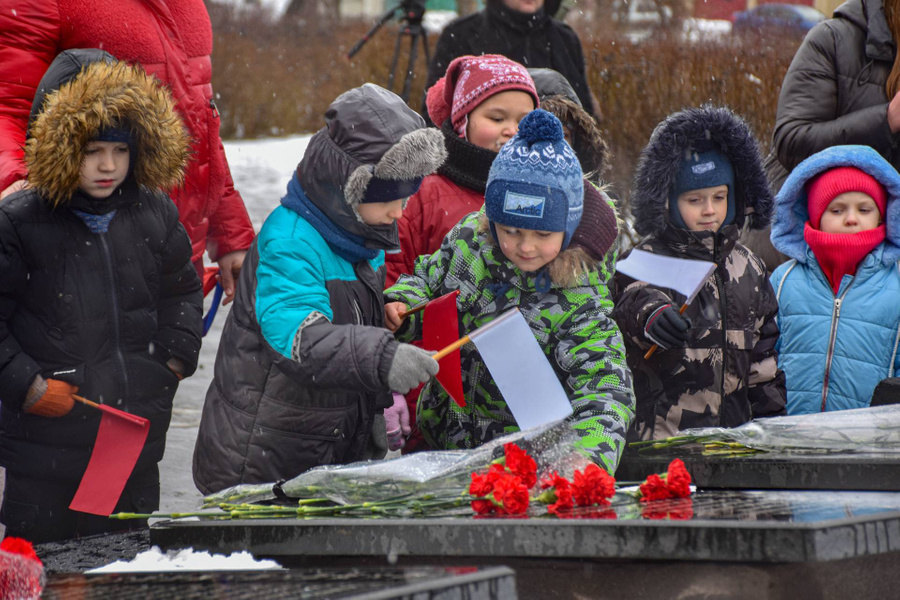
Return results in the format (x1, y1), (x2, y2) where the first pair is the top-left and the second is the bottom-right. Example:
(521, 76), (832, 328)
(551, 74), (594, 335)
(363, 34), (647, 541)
(0, 465), (159, 544)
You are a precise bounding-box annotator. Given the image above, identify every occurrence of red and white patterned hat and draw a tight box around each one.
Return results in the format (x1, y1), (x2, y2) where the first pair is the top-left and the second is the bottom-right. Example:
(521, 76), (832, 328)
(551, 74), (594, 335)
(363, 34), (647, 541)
(426, 54), (539, 137)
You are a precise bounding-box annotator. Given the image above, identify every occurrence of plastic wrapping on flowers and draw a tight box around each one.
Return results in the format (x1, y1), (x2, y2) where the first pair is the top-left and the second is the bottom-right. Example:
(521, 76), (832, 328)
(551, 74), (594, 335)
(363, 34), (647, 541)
(640, 405), (900, 455)
(203, 420), (587, 507)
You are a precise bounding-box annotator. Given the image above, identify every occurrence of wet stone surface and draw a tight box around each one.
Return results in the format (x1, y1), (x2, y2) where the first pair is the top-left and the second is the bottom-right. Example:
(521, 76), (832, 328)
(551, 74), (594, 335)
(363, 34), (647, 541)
(151, 489), (900, 563)
(617, 448), (900, 491)
(43, 566), (517, 599)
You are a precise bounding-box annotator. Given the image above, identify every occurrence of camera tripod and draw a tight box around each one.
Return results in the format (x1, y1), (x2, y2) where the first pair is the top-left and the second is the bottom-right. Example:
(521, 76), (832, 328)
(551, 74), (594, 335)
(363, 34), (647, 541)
(347, 1), (430, 104)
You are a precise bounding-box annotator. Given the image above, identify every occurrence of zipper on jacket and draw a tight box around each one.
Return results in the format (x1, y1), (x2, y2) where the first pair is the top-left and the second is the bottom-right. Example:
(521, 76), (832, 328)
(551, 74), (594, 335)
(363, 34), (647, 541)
(713, 241), (728, 426)
(209, 98), (220, 118)
(98, 233), (130, 401)
(820, 287), (851, 412)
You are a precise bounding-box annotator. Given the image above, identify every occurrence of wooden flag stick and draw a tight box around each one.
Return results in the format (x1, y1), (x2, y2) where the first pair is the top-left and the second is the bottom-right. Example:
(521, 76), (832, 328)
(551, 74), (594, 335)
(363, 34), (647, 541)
(644, 303), (689, 360)
(398, 290), (460, 320)
(398, 302), (427, 320)
(432, 335), (471, 361)
(73, 394), (100, 410)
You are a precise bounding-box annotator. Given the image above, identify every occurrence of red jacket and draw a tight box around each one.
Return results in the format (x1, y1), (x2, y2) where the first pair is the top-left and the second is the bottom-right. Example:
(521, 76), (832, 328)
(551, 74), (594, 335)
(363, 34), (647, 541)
(0, 0), (255, 266)
(385, 173), (484, 287)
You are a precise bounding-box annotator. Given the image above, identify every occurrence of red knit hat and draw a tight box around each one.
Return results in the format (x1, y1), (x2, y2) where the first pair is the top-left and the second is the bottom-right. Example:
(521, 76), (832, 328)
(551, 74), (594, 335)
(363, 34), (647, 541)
(425, 54), (539, 137)
(806, 166), (887, 228)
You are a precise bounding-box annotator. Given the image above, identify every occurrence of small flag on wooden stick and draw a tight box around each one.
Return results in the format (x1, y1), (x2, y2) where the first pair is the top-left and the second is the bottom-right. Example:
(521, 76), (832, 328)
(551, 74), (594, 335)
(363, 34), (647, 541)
(69, 395), (150, 516)
(616, 249), (716, 358)
(433, 308), (572, 430)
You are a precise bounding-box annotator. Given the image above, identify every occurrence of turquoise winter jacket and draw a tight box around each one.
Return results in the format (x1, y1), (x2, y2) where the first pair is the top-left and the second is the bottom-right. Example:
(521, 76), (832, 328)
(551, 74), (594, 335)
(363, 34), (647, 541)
(771, 145), (900, 414)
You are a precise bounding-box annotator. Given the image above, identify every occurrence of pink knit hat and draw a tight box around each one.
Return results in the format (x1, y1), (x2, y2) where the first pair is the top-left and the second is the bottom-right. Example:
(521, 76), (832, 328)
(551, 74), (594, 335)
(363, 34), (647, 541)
(806, 166), (887, 228)
(426, 54), (539, 137)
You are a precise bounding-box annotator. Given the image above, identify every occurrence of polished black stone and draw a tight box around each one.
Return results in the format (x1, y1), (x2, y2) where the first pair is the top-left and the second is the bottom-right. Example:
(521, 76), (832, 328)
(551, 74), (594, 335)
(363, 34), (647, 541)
(617, 448), (900, 491)
(150, 490), (900, 563)
(42, 566), (517, 599)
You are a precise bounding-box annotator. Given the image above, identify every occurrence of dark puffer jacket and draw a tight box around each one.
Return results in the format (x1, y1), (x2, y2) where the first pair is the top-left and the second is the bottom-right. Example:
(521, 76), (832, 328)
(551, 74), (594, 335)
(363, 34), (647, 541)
(773, 0), (898, 172)
(613, 107), (787, 441)
(425, 0), (594, 119)
(0, 54), (202, 483)
(192, 85), (446, 495)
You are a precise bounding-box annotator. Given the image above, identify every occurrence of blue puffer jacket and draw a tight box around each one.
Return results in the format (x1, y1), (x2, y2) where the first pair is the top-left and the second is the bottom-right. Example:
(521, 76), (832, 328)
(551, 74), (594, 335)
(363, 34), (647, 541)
(771, 145), (900, 414)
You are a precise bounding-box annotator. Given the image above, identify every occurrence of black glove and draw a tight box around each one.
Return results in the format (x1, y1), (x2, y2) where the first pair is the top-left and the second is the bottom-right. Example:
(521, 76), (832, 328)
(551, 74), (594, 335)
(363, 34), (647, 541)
(644, 304), (692, 350)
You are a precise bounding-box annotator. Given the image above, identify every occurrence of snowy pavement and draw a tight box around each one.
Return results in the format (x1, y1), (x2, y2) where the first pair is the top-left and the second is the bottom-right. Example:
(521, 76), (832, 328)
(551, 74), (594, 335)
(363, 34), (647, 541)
(158, 134), (311, 513)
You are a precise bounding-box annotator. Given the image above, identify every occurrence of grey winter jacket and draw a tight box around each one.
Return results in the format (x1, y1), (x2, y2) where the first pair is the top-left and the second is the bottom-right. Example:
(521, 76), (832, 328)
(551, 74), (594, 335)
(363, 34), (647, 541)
(192, 85), (446, 494)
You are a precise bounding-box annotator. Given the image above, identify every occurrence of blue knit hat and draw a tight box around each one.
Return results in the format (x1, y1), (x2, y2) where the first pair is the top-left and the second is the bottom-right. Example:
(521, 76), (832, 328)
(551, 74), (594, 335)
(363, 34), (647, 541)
(668, 149), (735, 229)
(485, 109), (583, 250)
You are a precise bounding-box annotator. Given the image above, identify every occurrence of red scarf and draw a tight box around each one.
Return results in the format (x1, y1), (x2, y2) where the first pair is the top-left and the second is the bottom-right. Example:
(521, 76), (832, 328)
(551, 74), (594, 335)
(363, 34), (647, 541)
(803, 222), (886, 295)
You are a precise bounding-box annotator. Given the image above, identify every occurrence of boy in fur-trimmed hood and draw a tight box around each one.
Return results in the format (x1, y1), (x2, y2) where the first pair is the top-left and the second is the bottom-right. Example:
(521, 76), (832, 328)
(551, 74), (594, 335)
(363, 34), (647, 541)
(613, 106), (787, 441)
(385, 110), (634, 473)
(0, 49), (202, 542)
(193, 84), (447, 494)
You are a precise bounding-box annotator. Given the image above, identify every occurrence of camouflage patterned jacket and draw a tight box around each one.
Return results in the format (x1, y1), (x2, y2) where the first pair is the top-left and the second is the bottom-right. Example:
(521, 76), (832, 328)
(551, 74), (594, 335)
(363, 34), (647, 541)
(614, 227), (787, 440)
(613, 106), (787, 441)
(386, 210), (635, 472)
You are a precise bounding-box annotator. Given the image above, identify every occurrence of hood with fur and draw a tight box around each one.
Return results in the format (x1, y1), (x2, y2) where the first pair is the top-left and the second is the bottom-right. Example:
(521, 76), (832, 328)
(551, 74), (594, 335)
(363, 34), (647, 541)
(297, 84), (446, 245)
(631, 106), (773, 237)
(771, 144), (900, 265)
(540, 95), (608, 180)
(26, 56), (190, 208)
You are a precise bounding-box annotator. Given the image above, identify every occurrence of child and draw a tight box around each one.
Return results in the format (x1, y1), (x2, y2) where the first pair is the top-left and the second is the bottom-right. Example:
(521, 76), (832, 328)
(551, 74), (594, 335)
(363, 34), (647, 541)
(613, 106), (787, 442)
(385, 54), (539, 287)
(0, 49), (203, 542)
(385, 109), (634, 473)
(770, 145), (900, 413)
(192, 84), (447, 495)
(385, 55), (538, 453)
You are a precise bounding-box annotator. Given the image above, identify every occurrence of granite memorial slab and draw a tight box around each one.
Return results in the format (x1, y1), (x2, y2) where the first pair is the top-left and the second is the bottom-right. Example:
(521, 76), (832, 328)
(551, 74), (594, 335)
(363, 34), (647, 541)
(42, 566), (517, 599)
(616, 449), (900, 491)
(151, 489), (900, 563)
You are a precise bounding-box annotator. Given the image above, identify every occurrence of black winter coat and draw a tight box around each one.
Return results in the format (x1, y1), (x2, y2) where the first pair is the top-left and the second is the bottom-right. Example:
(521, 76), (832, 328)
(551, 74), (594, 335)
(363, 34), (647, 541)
(0, 52), (202, 484)
(773, 0), (898, 172)
(0, 185), (202, 481)
(425, 0), (594, 119)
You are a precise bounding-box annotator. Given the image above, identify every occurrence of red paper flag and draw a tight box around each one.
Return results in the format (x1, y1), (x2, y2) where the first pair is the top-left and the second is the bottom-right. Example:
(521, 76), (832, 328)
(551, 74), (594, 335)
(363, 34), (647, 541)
(69, 404), (150, 516)
(423, 290), (466, 407)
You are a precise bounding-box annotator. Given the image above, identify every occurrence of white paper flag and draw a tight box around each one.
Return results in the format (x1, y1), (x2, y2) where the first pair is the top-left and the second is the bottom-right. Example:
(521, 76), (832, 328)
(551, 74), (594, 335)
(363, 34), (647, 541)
(469, 309), (573, 430)
(616, 248), (716, 305)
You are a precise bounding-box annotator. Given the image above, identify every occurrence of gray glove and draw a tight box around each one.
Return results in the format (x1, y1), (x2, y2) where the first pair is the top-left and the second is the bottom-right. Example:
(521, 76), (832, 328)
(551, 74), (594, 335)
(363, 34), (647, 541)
(387, 344), (439, 394)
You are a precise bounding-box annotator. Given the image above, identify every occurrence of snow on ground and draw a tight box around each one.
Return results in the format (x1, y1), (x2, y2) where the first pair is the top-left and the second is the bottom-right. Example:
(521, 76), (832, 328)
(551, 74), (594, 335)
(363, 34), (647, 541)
(158, 134), (311, 514)
(86, 546), (283, 572)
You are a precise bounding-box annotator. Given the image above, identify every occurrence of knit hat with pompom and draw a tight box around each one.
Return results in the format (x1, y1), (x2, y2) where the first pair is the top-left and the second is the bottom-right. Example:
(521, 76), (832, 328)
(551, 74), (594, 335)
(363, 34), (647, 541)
(426, 54), (538, 137)
(484, 109), (583, 249)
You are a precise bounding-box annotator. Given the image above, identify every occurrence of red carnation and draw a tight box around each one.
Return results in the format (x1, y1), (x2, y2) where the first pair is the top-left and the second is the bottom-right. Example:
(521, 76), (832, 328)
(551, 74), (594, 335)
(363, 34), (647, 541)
(571, 463), (616, 506)
(503, 443), (537, 488)
(538, 472), (574, 514)
(638, 473), (672, 502)
(492, 472), (530, 515)
(665, 459), (692, 498)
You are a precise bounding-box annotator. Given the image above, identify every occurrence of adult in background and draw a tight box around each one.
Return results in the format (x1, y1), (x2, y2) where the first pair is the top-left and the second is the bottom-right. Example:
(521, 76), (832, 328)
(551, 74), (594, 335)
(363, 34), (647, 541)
(752, 0), (900, 272)
(0, 0), (255, 303)
(425, 0), (597, 122)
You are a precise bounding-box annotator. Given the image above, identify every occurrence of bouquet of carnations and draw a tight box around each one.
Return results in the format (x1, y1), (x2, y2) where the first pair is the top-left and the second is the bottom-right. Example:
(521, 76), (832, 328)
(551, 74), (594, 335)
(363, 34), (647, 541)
(114, 421), (693, 521)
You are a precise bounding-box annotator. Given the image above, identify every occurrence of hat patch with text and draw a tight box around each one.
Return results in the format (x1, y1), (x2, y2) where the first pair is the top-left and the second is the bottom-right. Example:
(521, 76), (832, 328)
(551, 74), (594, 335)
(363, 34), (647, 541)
(503, 191), (546, 218)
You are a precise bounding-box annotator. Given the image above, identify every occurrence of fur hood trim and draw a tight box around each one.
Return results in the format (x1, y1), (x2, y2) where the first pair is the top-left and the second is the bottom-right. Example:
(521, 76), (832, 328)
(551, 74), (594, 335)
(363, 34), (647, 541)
(771, 144), (900, 265)
(540, 95), (609, 181)
(26, 60), (190, 208)
(631, 106), (773, 236)
(477, 213), (594, 287)
(344, 127), (447, 209)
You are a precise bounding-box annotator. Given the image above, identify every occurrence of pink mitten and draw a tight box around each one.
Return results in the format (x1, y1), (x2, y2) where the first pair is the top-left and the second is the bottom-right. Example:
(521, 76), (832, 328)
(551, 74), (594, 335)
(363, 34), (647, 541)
(385, 392), (411, 451)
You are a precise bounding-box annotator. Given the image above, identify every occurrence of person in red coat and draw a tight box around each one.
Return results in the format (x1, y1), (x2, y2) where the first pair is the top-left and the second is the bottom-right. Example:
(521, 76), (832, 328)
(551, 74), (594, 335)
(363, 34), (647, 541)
(385, 54), (539, 288)
(0, 0), (255, 303)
